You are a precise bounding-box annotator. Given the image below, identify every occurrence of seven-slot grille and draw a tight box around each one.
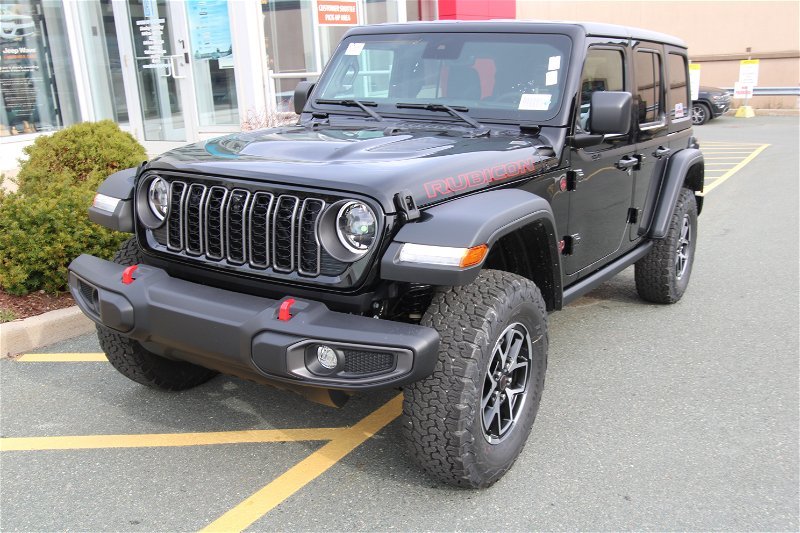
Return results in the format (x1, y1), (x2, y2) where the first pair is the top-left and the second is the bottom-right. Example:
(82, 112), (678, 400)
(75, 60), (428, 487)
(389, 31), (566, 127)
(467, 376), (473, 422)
(159, 180), (338, 277)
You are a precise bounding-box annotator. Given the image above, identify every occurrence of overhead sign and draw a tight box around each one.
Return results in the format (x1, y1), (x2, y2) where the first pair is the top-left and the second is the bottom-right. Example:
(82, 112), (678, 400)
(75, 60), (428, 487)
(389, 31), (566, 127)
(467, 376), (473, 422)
(689, 63), (701, 100)
(733, 82), (754, 99)
(738, 59), (759, 86)
(317, 0), (358, 26)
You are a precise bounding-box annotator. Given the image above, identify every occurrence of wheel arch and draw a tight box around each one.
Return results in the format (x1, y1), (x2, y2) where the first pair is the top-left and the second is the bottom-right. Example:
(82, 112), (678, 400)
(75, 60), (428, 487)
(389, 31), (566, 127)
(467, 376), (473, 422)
(648, 148), (704, 239)
(381, 189), (563, 309)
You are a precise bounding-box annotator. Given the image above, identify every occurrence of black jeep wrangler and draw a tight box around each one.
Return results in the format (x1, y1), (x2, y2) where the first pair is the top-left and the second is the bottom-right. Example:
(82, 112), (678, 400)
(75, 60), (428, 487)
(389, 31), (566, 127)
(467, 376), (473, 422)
(70, 21), (704, 488)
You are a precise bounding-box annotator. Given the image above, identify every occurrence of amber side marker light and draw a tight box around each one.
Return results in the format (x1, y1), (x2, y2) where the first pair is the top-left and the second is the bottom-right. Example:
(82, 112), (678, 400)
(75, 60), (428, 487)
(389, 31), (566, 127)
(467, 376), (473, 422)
(460, 244), (489, 268)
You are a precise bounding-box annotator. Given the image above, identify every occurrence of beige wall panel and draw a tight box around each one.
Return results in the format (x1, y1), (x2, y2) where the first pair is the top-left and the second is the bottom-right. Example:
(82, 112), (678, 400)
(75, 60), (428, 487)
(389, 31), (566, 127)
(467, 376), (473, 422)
(516, 1), (799, 56)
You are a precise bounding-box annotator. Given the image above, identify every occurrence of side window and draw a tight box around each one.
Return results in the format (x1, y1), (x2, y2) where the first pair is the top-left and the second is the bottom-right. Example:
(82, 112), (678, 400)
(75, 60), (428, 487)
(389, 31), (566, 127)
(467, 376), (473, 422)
(635, 50), (663, 124)
(667, 53), (689, 121)
(578, 48), (625, 133)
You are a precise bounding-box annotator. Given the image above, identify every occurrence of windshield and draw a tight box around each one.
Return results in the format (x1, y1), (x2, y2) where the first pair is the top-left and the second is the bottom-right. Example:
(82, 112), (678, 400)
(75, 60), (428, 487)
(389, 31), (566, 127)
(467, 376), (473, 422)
(314, 32), (572, 123)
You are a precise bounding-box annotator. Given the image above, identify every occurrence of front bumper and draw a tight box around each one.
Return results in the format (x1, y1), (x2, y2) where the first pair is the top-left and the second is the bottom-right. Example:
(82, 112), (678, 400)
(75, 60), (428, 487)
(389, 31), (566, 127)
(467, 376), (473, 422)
(68, 254), (440, 391)
(712, 99), (731, 116)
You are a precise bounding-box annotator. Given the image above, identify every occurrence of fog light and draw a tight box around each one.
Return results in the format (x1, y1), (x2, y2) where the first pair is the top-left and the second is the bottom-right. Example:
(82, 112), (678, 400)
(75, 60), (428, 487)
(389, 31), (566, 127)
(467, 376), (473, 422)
(317, 345), (339, 369)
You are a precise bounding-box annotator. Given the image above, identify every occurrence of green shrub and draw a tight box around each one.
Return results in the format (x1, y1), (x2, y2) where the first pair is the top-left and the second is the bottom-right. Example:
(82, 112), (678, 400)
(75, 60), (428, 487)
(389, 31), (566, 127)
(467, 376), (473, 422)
(14, 120), (146, 196)
(0, 121), (144, 295)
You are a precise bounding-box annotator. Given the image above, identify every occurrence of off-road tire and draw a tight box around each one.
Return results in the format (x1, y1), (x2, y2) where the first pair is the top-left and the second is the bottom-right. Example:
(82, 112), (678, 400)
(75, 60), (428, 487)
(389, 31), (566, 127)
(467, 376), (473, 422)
(403, 270), (548, 488)
(635, 188), (698, 304)
(97, 238), (217, 391)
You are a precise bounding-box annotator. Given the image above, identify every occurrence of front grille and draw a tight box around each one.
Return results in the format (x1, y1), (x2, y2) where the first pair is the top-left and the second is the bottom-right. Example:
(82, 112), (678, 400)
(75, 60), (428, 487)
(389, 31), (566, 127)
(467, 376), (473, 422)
(343, 350), (395, 375)
(153, 178), (347, 278)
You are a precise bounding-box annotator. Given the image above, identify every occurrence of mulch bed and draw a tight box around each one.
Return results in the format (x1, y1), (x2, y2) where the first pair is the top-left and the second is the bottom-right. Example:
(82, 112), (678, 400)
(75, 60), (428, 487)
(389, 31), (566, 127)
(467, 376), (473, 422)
(0, 291), (75, 322)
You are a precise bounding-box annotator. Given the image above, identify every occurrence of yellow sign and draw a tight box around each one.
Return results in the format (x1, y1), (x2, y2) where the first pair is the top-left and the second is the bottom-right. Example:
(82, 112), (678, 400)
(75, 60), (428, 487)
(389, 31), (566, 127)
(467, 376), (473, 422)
(739, 59), (760, 86)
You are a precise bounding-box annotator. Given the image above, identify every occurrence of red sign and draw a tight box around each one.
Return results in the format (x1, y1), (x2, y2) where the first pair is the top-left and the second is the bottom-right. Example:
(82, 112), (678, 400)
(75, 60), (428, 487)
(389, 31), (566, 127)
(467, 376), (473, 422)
(317, 0), (358, 25)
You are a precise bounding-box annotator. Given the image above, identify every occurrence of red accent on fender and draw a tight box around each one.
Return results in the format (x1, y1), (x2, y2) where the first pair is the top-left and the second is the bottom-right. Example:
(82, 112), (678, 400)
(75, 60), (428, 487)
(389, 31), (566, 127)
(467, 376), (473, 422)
(121, 265), (138, 284)
(558, 240), (565, 253)
(278, 298), (296, 321)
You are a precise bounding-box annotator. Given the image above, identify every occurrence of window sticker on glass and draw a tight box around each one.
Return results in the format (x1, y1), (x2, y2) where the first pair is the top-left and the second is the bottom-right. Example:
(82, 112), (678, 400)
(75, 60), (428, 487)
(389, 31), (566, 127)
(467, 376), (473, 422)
(548, 55), (561, 70)
(519, 93), (552, 111)
(345, 42), (365, 55)
(674, 102), (685, 118)
(545, 70), (558, 86)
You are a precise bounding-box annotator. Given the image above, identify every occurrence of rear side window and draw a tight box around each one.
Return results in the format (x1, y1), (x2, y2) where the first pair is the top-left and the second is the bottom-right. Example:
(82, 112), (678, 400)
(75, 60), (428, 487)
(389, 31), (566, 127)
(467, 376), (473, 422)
(635, 50), (663, 124)
(667, 53), (689, 121)
(578, 48), (625, 133)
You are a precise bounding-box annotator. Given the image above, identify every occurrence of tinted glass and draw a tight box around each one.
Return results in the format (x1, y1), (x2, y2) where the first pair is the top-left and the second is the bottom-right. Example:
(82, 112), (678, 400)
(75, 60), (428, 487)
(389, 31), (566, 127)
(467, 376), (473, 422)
(667, 53), (689, 121)
(635, 50), (662, 124)
(577, 48), (624, 133)
(315, 32), (572, 122)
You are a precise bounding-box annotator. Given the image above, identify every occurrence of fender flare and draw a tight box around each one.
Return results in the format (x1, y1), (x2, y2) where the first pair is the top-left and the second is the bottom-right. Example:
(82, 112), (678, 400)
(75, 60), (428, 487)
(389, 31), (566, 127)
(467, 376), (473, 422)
(648, 148), (703, 239)
(381, 189), (562, 292)
(88, 167), (138, 233)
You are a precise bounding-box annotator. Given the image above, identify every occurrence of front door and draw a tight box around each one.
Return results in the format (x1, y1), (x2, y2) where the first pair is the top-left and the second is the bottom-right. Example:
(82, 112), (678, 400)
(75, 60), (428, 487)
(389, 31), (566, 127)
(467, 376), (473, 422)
(565, 44), (636, 276)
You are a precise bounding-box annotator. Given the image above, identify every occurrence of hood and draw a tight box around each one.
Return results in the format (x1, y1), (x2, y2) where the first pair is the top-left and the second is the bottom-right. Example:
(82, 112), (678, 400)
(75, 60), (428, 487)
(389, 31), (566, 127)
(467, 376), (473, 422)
(147, 123), (563, 213)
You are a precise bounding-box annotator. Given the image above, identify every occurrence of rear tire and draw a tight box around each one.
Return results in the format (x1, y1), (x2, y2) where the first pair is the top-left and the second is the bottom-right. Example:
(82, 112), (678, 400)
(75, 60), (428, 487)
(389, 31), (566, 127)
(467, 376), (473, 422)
(635, 188), (698, 304)
(403, 270), (548, 488)
(97, 238), (217, 391)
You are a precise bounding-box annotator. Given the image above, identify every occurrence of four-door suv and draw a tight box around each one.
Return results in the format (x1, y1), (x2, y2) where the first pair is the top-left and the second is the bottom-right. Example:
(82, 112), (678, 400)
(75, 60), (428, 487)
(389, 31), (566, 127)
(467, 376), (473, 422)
(70, 21), (704, 488)
(692, 85), (732, 125)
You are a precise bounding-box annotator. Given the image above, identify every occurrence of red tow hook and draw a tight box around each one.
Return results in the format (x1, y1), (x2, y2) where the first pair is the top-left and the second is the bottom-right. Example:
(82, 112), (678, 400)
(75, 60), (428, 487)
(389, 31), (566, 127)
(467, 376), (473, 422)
(121, 265), (138, 285)
(278, 298), (296, 321)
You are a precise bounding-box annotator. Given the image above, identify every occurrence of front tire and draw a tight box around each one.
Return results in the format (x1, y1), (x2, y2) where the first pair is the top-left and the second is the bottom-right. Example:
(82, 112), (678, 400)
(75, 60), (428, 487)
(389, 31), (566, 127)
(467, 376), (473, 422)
(691, 102), (711, 125)
(635, 188), (698, 304)
(403, 270), (548, 488)
(97, 238), (217, 391)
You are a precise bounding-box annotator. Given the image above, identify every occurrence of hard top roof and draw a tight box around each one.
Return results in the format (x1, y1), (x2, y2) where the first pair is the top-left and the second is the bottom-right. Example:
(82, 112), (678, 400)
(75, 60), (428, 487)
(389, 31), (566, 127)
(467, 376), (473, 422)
(345, 19), (687, 49)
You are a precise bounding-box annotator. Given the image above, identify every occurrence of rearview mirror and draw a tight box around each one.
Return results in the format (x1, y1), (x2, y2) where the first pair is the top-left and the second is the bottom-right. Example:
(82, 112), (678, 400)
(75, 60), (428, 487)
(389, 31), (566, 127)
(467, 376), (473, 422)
(589, 91), (632, 135)
(294, 81), (315, 115)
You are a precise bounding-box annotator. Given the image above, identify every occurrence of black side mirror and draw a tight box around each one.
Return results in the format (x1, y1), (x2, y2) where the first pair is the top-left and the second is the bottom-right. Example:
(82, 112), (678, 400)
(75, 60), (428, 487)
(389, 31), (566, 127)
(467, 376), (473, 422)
(589, 91), (632, 135)
(294, 81), (315, 115)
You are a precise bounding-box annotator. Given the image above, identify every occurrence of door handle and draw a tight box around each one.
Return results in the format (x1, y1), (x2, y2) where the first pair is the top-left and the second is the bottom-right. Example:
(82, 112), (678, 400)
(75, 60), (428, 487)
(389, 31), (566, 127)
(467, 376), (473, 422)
(616, 156), (638, 170)
(654, 146), (671, 158)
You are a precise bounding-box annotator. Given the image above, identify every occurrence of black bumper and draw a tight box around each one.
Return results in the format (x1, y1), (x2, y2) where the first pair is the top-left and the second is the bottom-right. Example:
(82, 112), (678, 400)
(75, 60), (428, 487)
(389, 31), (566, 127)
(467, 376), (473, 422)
(68, 255), (440, 391)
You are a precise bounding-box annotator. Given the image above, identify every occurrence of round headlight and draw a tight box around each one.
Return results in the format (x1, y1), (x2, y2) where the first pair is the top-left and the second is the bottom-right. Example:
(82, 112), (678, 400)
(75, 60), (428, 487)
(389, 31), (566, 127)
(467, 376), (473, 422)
(336, 201), (376, 254)
(148, 177), (169, 221)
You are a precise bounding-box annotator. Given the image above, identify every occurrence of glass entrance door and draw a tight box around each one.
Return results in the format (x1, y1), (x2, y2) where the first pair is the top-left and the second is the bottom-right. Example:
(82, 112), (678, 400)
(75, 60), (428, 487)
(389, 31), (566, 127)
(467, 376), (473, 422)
(125, 0), (191, 142)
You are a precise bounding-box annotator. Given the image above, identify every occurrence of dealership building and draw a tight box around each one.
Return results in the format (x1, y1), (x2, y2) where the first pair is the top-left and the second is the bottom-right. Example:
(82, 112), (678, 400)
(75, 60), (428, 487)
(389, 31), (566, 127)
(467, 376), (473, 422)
(1, 0), (797, 173)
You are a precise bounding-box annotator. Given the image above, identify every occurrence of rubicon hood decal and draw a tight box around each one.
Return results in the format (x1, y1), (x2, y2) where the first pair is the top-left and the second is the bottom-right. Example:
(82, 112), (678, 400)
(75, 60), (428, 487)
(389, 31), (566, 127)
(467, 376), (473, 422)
(423, 156), (538, 200)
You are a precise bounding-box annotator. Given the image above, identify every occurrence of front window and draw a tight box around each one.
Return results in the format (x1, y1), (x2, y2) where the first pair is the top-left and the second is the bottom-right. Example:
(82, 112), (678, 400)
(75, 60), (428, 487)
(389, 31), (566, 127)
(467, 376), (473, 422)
(313, 32), (572, 123)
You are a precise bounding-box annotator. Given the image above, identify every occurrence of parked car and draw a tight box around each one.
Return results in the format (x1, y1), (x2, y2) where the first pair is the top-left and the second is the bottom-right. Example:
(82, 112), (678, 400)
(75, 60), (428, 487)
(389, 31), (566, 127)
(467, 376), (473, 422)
(71, 21), (704, 488)
(692, 85), (732, 125)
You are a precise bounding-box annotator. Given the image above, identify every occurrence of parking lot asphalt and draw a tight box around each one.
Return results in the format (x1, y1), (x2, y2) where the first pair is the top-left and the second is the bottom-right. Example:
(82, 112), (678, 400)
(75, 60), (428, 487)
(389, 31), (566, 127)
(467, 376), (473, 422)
(1, 116), (798, 531)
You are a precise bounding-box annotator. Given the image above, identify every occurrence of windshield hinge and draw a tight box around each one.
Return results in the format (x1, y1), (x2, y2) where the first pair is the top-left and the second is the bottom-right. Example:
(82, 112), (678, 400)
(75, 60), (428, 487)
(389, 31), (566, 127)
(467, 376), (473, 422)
(394, 189), (420, 222)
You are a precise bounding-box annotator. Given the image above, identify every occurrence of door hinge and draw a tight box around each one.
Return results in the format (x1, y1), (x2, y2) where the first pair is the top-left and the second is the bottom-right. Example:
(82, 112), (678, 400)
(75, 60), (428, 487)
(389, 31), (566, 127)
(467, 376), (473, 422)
(394, 189), (420, 221)
(562, 234), (581, 255)
(627, 208), (640, 224)
(566, 169), (583, 191)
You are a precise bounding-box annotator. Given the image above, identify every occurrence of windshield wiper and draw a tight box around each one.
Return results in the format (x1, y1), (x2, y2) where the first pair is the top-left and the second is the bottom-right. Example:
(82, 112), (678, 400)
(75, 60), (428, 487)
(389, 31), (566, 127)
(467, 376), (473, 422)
(315, 99), (383, 121)
(396, 102), (483, 129)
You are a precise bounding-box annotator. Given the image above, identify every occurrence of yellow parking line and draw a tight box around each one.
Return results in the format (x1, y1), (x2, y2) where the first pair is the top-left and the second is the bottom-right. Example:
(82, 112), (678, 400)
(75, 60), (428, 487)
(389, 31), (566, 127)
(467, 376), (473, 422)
(201, 394), (403, 533)
(701, 144), (769, 195)
(15, 352), (108, 362)
(0, 428), (349, 451)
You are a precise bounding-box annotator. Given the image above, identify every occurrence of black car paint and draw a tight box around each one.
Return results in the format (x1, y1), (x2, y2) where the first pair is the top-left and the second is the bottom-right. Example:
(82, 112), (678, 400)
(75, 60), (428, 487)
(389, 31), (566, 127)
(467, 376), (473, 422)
(70, 21), (703, 392)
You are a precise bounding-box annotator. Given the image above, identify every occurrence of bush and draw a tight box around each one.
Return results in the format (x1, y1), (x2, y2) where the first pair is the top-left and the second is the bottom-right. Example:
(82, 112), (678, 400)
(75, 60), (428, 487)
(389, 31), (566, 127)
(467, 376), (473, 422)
(14, 119), (146, 196)
(0, 121), (143, 295)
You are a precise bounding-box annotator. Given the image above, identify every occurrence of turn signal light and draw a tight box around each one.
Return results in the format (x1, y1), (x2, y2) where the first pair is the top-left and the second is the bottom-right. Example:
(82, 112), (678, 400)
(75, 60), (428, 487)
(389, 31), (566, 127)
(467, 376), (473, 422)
(459, 244), (489, 268)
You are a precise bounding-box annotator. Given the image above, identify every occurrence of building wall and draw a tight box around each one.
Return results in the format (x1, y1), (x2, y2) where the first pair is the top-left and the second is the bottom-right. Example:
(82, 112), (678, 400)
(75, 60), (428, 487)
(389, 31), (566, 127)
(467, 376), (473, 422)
(516, 0), (800, 109)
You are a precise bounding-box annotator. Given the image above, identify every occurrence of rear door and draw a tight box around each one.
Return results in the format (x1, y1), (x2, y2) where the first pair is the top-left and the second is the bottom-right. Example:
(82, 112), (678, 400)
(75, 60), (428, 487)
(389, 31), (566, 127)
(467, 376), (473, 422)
(565, 43), (636, 276)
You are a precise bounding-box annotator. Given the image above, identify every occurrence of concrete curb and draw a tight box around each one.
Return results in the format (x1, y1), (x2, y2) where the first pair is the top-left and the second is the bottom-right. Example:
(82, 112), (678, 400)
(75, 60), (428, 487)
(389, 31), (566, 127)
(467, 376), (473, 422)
(0, 306), (93, 358)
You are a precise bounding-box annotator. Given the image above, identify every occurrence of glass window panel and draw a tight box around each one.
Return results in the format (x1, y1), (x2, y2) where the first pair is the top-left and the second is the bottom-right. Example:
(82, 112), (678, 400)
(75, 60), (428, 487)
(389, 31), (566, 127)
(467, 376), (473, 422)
(263, 0), (316, 74)
(577, 48), (624, 132)
(667, 53), (688, 120)
(0, 0), (79, 136)
(186, 0), (238, 126)
(635, 50), (662, 124)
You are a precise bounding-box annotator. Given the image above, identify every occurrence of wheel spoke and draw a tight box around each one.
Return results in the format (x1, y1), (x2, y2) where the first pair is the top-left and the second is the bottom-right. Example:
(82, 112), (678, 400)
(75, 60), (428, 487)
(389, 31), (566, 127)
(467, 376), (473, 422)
(506, 334), (524, 367)
(508, 359), (528, 375)
(483, 400), (500, 433)
(482, 374), (497, 409)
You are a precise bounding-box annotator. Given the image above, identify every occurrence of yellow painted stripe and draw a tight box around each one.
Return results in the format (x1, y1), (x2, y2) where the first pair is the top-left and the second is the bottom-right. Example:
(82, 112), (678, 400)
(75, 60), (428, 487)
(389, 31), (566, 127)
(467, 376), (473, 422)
(0, 428), (348, 451)
(701, 144), (769, 196)
(201, 394), (403, 533)
(704, 157), (750, 160)
(16, 353), (108, 362)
